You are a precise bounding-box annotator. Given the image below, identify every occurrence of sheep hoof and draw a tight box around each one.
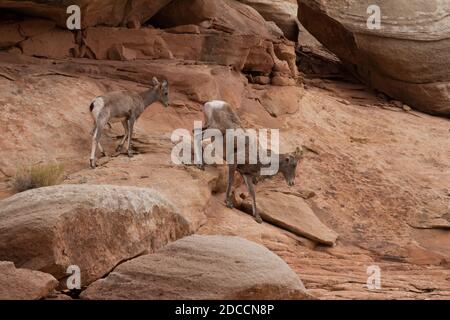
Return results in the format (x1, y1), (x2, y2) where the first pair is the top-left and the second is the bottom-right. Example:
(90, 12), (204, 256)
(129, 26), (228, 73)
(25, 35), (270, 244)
(90, 159), (96, 169)
(225, 200), (234, 209)
(254, 215), (263, 224)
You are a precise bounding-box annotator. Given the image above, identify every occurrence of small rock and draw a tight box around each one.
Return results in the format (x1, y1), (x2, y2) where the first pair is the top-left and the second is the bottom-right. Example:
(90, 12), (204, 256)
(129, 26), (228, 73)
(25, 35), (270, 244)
(376, 92), (389, 101)
(391, 100), (403, 108)
(7, 46), (22, 55)
(126, 19), (141, 29)
(0, 261), (58, 300)
(271, 75), (296, 86)
(338, 99), (351, 105)
(253, 75), (271, 85)
(298, 190), (316, 199)
(165, 24), (201, 34)
(402, 104), (412, 112)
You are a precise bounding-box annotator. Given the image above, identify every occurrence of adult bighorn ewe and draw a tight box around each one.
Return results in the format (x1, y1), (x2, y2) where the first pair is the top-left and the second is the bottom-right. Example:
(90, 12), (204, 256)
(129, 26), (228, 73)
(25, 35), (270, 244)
(89, 77), (169, 168)
(196, 100), (303, 223)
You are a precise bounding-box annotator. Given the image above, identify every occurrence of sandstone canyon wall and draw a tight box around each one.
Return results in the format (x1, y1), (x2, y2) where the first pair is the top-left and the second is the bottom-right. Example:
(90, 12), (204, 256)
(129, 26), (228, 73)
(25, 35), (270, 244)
(297, 0), (450, 116)
(0, 0), (449, 300)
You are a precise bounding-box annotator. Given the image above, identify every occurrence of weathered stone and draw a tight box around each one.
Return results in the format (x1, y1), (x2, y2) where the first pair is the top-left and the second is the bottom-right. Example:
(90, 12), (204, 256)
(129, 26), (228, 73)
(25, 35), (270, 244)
(242, 191), (338, 245)
(0, 0), (172, 28)
(20, 29), (76, 59)
(151, 0), (278, 39)
(0, 261), (58, 300)
(0, 185), (191, 286)
(271, 75), (297, 86)
(19, 19), (56, 38)
(259, 86), (302, 117)
(0, 22), (25, 49)
(81, 235), (310, 300)
(238, 0), (299, 41)
(84, 27), (173, 60)
(297, 0), (450, 116)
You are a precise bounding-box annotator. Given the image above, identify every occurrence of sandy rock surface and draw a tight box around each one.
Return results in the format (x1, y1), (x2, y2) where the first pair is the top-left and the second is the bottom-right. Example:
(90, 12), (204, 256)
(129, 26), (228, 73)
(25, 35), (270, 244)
(81, 235), (309, 300)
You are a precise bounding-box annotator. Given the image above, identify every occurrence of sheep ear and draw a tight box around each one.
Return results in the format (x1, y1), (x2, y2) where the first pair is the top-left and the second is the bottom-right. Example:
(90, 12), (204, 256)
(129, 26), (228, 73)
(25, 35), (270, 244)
(294, 146), (303, 159)
(162, 80), (168, 88)
(152, 77), (160, 86)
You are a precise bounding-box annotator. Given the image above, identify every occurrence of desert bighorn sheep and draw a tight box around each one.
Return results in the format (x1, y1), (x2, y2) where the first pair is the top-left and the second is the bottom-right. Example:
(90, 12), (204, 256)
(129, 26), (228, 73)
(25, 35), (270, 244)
(89, 77), (169, 168)
(196, 100), (303, 223)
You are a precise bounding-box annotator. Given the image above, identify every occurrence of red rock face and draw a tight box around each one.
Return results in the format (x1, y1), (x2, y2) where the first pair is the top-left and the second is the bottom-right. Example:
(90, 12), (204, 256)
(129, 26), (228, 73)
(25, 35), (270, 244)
(0, 0), (172, 28)
(0, 0), (449, 301)
(20, 29), (76, 59)
(297, 0), (450, 116)
(0, 0), (298, 84)
(150, 0), (280, 39)
(0, 23), (25, 49)
(238, 0), (299, 41)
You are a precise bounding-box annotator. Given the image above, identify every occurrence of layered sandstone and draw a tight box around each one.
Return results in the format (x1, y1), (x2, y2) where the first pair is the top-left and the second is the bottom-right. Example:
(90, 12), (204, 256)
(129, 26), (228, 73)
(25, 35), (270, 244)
(297, 0), (450, 116)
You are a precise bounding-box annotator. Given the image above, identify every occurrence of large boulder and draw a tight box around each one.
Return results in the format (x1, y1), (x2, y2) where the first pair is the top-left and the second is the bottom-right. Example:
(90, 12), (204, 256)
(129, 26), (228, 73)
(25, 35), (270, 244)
(81, 235), (309, 299)
(238, 0), (299, 41)
(298, 0), (450, 117)
(0, 261), (58, 300)
(0, 0), (172, 28)
(0, 185), (191, 286)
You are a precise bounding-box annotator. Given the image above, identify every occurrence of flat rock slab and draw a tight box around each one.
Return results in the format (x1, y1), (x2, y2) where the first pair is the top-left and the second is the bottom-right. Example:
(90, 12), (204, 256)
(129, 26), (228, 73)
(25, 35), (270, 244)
(81, 235), (309, 300)
(0, 261), (58, 300)
(242, 191), (338, 246)
(0, 184), (191, 286)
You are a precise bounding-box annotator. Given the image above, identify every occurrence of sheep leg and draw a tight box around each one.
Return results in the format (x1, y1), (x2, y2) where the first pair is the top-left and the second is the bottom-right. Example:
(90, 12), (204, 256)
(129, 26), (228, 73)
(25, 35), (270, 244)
(116, 120), (129, 152)
(90, 128), (98, 169)
(193, 128), (205, 170)
(243, 174), (262, 223)
(90, 118), (106, 169)
(225, 164), (237, 208)
(126, 118), (135, 158)
(97, 142), (107, 157)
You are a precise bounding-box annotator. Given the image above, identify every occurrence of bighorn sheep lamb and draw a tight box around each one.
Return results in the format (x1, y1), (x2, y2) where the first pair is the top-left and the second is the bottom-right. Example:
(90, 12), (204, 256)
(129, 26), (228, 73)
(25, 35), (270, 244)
(196, 100), (303, 223)
(89, 77), (169, 168)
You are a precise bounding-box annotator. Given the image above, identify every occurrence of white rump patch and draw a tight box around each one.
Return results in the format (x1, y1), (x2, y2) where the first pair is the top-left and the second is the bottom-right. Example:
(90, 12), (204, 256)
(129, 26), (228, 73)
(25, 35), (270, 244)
(90, 97), (104, 121)
(204, 100), (227, 122)
(205, 100), (227, 109)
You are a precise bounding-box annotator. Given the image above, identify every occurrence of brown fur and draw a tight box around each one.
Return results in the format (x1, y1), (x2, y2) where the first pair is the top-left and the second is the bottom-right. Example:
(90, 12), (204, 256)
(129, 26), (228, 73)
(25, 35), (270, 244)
(89, 77), (169, 168)
(198, 100), (303, 223)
